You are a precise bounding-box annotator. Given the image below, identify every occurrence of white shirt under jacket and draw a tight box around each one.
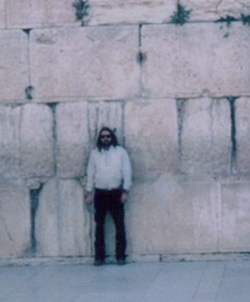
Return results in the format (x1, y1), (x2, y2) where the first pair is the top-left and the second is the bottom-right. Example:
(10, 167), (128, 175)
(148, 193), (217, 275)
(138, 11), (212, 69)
(86, 146), (132, 192)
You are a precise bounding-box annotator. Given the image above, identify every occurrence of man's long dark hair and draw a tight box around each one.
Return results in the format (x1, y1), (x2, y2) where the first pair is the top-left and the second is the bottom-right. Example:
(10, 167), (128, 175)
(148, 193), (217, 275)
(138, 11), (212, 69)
(97, 127), (119, 151)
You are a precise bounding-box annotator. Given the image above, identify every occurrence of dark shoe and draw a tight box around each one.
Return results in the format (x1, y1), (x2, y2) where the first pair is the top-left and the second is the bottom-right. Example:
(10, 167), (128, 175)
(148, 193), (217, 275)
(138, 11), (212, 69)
(117, 259), (126, 266)
(94, 259), (104, 266)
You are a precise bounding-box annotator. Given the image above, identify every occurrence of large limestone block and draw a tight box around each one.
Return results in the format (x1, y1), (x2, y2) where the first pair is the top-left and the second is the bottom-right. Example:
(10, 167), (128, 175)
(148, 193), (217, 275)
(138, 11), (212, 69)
(125, 100), (179, 177)
(126, 176), (219, 254)
(20, 104), (54, 179)
(220, 182), (250, 252)
(88, 101), (124, 147)
(89, 0), (177, 25)
(181, 0), (250, 21)
(235, 98), (250, 174)
(7, 0), (46, 28)
(142, 23), (250, 98)
(36, 178), (91, 256)
(30, 27), (140, 101)
(56, 102), (89, 178)
(0, 182), (30, 257)
(45, 0), (76, 26)
(7, 0), (76, 28)
(0, 2), (5, 28)
(0, 106), (21, 180)
(0, 30), (29, 101)
(181, 98), (231, 175)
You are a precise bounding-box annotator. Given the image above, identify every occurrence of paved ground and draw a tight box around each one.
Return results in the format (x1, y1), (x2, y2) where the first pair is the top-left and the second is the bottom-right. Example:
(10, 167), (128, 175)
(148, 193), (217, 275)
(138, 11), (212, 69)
(0, 260), (250, 302)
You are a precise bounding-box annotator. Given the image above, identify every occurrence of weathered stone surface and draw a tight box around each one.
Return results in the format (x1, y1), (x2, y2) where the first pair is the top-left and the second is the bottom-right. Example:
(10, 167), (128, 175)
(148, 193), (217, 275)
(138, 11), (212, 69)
(88, 101), (124, 148)
(56, 102), (89, 178)
(181, 0), (250, 21)
(6, 0), (177, 28)
(7, 0), (46, 28)
(89, 0), (177, 25)
(142, 23), (250, 98)
(0, 2), (5, 28)
(235, 98), (250, 174)
(30, 27), (140, 101)
(0, 106), (21, 180)
(20, 104), (54, 179)
(36, 178), (91, 256)
(0, 30), (29, 101)
(125, 99), (179, 178)
(56, 101), (123, 178)
(7, 0), (76, 28)
(220, 182), (250, 252)
(126, 176), (219, 254)
(181, 98), (231, 175)
(0, 181), (30, 257)
(46, 0), (76, 26)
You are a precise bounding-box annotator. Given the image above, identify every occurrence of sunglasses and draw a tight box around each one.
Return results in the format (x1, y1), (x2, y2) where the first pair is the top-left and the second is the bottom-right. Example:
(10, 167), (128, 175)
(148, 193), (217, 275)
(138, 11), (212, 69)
(100, 134), (111, 139)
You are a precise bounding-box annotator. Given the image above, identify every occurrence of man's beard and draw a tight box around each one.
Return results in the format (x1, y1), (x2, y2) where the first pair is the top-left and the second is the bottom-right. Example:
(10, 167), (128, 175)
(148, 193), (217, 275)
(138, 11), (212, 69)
(101, 141), (112, 149)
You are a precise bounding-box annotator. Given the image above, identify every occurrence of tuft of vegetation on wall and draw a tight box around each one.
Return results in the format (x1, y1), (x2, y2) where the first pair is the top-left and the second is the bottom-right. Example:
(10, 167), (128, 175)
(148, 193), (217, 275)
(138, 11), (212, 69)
(171, 4), (192, 26)
(72, 0), (89, 26)
(241, 14), (250, 26)
(216, 14), (250, 27)
(215, 15), (238, 27)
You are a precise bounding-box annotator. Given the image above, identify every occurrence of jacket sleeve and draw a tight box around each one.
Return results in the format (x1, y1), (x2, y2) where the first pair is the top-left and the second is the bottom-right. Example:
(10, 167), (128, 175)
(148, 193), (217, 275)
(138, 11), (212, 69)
(121, 149), (132, 191)
(86, 151), (96, 193)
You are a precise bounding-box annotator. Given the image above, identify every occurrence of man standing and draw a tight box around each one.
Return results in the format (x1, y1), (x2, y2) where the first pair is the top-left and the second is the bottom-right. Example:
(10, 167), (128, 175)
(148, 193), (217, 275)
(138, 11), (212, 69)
(85, 127), (132, 266)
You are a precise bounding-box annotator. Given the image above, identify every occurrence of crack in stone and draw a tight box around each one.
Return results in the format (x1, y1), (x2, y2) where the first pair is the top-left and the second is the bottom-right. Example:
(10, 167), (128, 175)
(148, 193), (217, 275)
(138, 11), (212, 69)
(227, 96), (238, 173)
(209, 100), (215, 174)
(0, 208), (15, 248)
(176, 98), (187, 172)
(47, 103), (58, 176)
(138, 24), (145, 97)
(121, 101), (126, 146)
(29, 184), (43, 254)
(22, 29), (33, 97)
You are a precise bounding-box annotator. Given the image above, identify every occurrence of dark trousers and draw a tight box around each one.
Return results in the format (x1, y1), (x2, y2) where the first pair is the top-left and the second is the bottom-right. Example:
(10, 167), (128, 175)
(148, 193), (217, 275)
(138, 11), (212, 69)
(94, 188), (126, 261)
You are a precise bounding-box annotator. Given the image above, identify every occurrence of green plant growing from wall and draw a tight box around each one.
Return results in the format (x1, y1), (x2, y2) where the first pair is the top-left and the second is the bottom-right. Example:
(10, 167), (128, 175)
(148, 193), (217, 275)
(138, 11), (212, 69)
(215, 15), (238, 28)
(72, 0), (89, 26)
(171, 4), (192, 26)
(25, 86), (34, 100)
(241, 14), (250, 26)
(215, 14), (250, 38)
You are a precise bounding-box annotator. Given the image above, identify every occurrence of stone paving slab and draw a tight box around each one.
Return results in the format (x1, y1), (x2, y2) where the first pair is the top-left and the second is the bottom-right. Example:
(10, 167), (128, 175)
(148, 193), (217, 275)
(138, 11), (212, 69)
(0, 261), (250, 302)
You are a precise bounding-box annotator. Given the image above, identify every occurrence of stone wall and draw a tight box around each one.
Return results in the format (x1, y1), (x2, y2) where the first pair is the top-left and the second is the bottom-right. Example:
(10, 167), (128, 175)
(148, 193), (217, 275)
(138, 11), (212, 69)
(0, 0), (250, 260)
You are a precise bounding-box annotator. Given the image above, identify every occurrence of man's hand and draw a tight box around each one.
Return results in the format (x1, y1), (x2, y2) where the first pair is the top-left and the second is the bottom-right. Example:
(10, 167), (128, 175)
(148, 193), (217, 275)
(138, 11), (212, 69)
(121, 193), (128, 204)
(85, 192), (93, 204)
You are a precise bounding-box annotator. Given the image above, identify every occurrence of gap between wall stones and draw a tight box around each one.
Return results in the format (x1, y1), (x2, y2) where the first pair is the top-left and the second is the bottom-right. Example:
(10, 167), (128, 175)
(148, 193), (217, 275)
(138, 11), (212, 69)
(176, 99), (187, 172)
(22, 29), (34, 100)
(47, 103), (58, 176)
(29, 184), (43, 254)
(137, 24), (147, 97)
(227, 97), (238, 173)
